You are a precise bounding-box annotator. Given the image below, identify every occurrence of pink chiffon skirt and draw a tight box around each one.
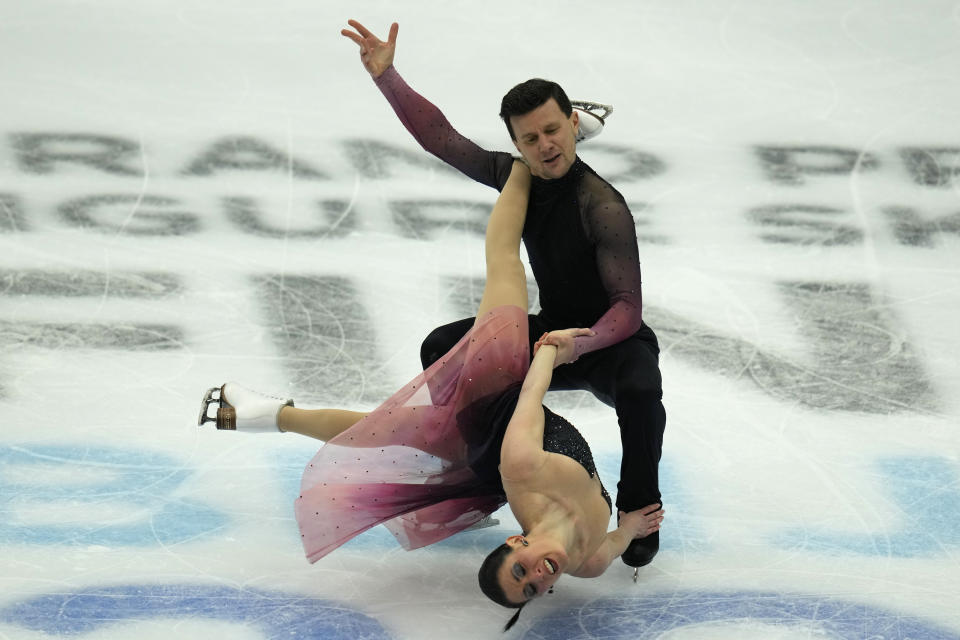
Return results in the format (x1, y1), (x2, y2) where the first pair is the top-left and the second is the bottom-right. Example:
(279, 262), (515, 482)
(295, 305), (529, 563)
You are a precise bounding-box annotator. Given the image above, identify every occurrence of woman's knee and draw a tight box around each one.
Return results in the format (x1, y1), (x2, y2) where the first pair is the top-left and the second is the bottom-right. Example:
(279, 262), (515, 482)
(420, 318), (474, 369)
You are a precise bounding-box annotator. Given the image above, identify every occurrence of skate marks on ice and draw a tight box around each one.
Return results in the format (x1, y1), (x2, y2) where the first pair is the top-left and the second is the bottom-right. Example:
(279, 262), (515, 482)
(5, 136), (958, 251)
(0, 269), (185, 399)
(3, 443), (958, 639)
(254, 274), (398, 407)
(750, 145), (960, 249)
(594, 451), (960, 559)
(4, 438), (956, 556)
(0, 269), (181, 298)
(3, 585), (958, 640)
(774, 455), (960, 558)
(0, 585), (390, 640)
(0, 444), (227, 546)
(521, 591), (960, 640)
(753, 145), (960, 190)
(0, 438), (503, 554)
(748, 202), (960, 249)
(10, 133), (330, 180)
(646, 280), (937, 414)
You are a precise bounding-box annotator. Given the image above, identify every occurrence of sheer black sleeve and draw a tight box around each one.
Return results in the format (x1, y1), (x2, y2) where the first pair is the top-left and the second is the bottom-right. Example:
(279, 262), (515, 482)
(573, 177), (644, 357)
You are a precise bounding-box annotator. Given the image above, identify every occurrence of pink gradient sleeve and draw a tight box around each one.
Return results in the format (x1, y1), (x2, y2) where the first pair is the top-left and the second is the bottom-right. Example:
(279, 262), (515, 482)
(574, 198), (644, 358)
(373, 66), (513, 189)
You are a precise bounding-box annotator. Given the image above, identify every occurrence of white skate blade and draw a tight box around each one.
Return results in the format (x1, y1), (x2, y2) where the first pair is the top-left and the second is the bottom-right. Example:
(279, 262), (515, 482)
(572, 100), (613, 143)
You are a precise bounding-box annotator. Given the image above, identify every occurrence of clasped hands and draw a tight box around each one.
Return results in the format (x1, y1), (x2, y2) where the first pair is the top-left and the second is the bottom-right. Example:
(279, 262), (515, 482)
(533, 328), (596, 366)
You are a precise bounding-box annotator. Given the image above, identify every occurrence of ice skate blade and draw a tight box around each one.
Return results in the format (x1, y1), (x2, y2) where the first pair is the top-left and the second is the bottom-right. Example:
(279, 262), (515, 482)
(570, 100), (613, 121)
(197, 385), (237, 430)
(197, 386), (220, 426)
(466, 515), (500, 531)
(633, 567), (639, 583)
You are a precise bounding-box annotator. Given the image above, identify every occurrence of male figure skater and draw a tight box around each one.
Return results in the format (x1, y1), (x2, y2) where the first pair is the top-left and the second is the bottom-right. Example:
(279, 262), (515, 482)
(342, 20), (666, 574)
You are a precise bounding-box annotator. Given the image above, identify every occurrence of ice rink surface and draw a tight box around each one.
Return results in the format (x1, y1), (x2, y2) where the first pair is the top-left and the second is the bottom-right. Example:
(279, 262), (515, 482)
(2, 1), (959, 637)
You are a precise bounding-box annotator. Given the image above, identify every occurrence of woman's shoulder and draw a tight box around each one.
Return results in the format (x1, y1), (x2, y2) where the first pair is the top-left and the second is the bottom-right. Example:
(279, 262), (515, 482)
(503, 452), (600, 501)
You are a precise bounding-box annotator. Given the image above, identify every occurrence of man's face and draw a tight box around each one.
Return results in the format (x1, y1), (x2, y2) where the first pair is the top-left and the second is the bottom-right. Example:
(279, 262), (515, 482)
(510, 98), (579, 180)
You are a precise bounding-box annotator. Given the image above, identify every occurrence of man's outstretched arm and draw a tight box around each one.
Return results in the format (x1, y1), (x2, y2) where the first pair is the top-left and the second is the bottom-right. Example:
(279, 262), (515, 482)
(341, 19), (512, 190)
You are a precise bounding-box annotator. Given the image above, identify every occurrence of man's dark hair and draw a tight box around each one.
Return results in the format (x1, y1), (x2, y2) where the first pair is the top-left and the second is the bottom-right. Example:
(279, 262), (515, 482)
(478, 543), (526, 631)
(499, 78), (573, 140)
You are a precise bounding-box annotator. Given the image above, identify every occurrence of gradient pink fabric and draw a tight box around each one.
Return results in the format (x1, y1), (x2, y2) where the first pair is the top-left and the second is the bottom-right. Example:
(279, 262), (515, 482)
(296, 305), (529, 563)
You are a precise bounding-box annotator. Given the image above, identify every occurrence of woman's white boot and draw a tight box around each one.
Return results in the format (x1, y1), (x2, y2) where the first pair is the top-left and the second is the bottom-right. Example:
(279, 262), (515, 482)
(198, 382), (293, 432)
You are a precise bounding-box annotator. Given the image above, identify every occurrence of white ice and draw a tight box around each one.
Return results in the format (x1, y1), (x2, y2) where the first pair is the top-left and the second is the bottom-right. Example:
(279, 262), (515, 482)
(1, 1), (959, 639)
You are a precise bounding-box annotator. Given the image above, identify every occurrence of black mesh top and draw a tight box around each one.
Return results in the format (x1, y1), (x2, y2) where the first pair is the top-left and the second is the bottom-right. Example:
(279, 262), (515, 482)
(375, 66), (644, 358)
(465, 383), (612, 515)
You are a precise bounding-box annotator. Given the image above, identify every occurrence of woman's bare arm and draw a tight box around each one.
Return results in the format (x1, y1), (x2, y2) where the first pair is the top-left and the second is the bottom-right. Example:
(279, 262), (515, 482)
(570, 504), (665, 577)
(498, 344), (558, 480)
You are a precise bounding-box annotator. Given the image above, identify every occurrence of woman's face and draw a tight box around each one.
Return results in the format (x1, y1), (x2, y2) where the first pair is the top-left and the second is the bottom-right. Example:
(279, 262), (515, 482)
(497, 535), (566, 604)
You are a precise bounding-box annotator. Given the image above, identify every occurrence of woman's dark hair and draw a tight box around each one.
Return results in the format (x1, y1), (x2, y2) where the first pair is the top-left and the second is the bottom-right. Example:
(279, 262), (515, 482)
(478, 543), (527, 631)
(499, 78), (573, 141)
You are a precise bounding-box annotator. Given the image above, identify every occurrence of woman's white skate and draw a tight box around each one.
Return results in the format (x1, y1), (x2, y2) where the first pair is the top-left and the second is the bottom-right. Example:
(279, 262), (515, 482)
(197, 382), (293, 432)
(572, 100), (613, 142)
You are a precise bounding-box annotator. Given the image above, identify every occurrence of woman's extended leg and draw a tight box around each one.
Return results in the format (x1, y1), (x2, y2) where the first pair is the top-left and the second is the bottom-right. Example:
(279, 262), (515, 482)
(200, 382), (368, 440)
(278, 406), (369, 441)
(204, 165), (528, 442)
(474, 161), (531, 321)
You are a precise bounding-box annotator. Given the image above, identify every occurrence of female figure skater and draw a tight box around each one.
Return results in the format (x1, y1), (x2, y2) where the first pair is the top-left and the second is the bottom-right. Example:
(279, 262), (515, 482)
(199, 161), (663, 629)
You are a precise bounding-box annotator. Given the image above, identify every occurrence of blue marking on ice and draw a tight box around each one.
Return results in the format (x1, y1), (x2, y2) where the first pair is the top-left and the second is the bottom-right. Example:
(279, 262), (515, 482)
(773, 456), (960, 557)
(0, 444), (228, 546)
(520, 590), (960, 639)
(0, 584), (392, 639)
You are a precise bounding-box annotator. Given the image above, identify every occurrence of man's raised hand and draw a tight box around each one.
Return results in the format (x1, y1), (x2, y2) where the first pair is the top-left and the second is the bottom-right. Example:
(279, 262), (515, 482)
(341, 19), (398, 78)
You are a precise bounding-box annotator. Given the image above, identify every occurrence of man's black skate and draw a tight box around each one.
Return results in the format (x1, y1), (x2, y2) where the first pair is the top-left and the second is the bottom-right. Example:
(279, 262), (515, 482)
(622, 531), (659, 582)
